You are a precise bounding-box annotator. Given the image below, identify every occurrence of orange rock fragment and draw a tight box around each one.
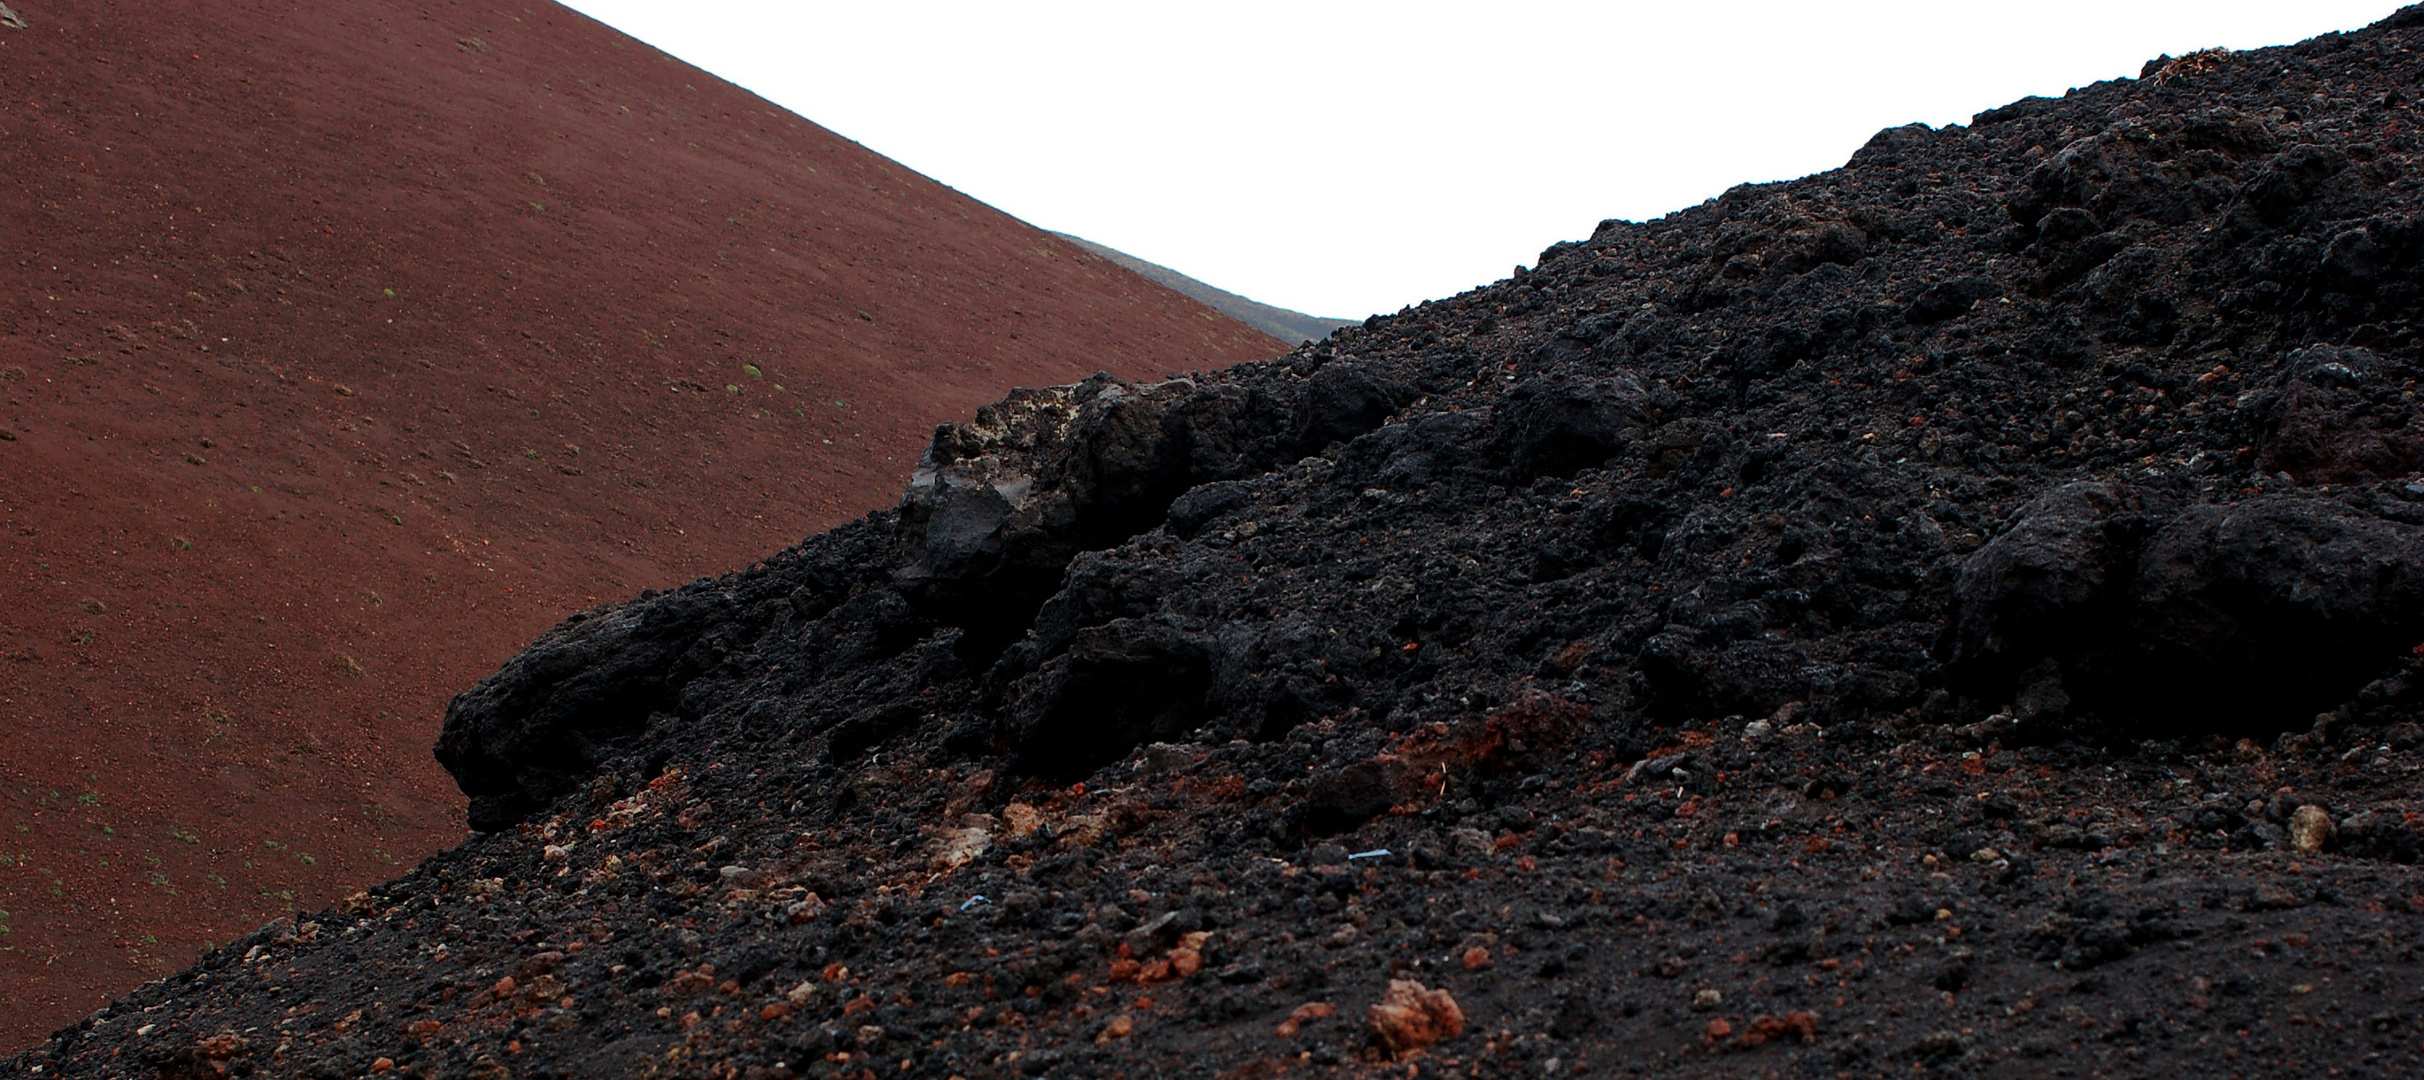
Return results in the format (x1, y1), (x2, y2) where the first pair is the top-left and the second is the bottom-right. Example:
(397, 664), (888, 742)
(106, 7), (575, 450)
(1367, 980), (1464, 1060)
(1702, 1017), (1735, 1047)
(1107, 958), (1142, 982)
(1275, 1001), (1335, 1038)
(662, 967), (716, 998)
(1737, 1011), (1820, 1048)
(1168, 949), (1203, 979)
(1461, 946), (1492, 971)
(1166, 930), (1211, 979)
(1094, 1013), (1135, 1044)
(195, 1034), (248, 1059)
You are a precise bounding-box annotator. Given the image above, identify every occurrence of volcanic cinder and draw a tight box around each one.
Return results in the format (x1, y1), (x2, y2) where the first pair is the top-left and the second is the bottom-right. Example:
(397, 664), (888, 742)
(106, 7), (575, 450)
(25, 5), (2424, 1080)
(0, 0), (1283, 1048)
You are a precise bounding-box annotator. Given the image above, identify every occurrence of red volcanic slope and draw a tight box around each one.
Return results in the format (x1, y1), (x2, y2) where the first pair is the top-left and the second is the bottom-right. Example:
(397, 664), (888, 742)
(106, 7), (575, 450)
(0, 0), (1283, 1047)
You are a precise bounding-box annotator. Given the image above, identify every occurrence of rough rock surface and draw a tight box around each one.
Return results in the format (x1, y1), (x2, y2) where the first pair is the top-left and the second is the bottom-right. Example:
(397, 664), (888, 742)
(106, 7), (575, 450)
(23, 11), (2424, 1079)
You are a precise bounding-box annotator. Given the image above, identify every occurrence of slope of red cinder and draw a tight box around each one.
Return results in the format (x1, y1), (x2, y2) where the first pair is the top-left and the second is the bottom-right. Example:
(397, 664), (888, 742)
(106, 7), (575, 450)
(0, 0), (1283, 1047)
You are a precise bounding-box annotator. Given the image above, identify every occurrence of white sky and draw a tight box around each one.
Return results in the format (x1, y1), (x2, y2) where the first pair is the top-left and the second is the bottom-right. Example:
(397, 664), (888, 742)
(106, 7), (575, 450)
(558, 1), (2403, 319)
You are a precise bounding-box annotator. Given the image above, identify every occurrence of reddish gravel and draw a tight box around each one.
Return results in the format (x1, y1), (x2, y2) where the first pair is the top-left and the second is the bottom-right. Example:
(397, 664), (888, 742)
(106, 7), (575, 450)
(0, 0), (1282, 1049)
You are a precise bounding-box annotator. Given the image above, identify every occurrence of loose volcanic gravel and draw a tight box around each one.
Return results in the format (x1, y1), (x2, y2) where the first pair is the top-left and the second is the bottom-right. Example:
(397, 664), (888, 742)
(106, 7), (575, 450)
(23, 9), (2424, 1080)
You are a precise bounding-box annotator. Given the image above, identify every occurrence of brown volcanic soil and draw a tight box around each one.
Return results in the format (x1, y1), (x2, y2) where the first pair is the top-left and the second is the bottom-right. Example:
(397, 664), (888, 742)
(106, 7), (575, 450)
(0, 0), (1281, 1049)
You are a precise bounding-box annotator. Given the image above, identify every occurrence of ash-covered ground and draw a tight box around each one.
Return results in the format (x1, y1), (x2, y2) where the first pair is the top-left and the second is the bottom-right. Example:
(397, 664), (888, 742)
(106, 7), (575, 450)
(21, 9), (2424, 1079)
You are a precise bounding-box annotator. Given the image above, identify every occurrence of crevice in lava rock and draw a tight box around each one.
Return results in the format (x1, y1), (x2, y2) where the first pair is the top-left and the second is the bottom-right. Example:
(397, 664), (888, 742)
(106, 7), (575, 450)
(1947, 481), (2424, 740)
(1005, 620), (1216, 779)
(440, 362), (1420, 826)
(893, 365), (1417, 663)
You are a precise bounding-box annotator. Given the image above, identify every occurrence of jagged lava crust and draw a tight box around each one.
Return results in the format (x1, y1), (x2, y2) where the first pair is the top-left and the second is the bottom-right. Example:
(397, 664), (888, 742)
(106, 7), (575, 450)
(25, 8), (2424, 1079)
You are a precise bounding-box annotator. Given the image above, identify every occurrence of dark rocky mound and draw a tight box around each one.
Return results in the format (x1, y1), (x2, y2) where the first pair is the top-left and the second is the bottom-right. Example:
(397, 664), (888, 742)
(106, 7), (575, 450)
(23, 11), (2424, 1079)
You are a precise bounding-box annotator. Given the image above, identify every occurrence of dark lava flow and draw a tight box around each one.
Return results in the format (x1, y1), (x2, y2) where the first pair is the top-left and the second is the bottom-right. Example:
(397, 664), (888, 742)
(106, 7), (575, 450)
(21, 9), (2424, 1080)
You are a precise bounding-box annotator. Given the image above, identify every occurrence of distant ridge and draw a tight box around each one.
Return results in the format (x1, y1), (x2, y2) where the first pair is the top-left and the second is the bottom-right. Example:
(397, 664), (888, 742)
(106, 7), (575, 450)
(1053, 232), (1357, 345)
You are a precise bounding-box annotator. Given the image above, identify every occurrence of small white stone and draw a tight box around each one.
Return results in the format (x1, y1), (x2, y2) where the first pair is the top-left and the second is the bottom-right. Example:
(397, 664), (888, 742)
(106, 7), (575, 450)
(2288, 805), (2336, 855)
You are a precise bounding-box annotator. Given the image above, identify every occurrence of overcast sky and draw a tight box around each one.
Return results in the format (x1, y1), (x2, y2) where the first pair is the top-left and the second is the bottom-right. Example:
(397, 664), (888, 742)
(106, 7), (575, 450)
(558, 1), (2401, 319)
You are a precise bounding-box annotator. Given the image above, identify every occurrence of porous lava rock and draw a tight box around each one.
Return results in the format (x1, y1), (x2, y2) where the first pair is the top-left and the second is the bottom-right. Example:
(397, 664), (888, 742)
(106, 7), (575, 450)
(22, 9), (2424, 1079)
